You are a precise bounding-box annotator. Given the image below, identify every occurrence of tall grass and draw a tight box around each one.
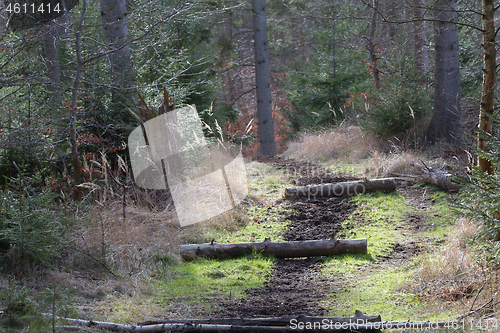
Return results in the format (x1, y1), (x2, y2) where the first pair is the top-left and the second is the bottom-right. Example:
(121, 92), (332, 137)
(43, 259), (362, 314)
(284, 125), (380, 162)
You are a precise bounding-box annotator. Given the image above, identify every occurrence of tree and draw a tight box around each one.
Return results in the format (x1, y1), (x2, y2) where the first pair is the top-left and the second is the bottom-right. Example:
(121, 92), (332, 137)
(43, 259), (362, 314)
(69, 0), (87, 200)
(478, 0), (496, 174)
(252, 0), (276, 157)
(413, 0), (429, 75)
(367, 0), (381, 88)
(43, 14), (69, 105)
(101, 0), (132, 113)
(426, 0), (462, 145)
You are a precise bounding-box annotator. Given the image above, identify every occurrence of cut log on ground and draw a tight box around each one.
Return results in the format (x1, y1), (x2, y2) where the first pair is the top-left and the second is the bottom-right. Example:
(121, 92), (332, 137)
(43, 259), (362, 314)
(180, 238), (367, 261)
(139, 310), (381, 326)
(56, 315), (457, 332)
(419, 167), (462, 192)
(284, 178), (396, 199)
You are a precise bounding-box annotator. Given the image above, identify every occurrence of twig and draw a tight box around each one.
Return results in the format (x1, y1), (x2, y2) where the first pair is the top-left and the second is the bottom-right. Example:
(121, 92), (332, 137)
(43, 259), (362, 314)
(420, 160), (430, 172)
(456, 298), (500, 321)
(469, 279), (487, 312)
(70, 242), (117, 278)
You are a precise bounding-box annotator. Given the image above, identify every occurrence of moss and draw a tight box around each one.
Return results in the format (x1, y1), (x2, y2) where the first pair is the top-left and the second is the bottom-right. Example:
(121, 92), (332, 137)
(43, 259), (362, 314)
(153, 256), (274, 305)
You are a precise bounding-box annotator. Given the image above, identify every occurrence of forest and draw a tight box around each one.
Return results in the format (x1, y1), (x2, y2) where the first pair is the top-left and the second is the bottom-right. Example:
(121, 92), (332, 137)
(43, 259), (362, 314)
(1, 0), (500, 331)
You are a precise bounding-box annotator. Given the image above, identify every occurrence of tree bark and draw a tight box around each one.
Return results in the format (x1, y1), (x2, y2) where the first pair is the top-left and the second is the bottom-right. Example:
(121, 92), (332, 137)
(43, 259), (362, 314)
(367, 0), (381, 89)
(478, 0), (496, 174)
(52, 315), (455, 332)
(70, 0), (87, 200)
(284, 178), (396, 199)
(413, 0), (429, 75)
(43, 13), (69, 105)
(44, 26), (62, 104)
(252, 0), (276, 157)
(180, 238), (367, 261)
(139, 311), (382, 327)
(101, 0), (132, 111)
(54, 316), (386, 332)
(427, 0), (462, 145)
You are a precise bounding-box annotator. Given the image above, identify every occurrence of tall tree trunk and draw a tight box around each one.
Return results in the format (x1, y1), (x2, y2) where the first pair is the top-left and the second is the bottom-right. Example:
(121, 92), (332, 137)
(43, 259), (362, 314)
(427, 0), (462, 145)
(413, 0), (429, 75)
(101, 0), (132, 112)
(70, 0), (87, 200)
(43, 14), (69, 104)
(478, 0), (496, 174)
(367, 0), (381, 89)
(252, 0), (276, 157)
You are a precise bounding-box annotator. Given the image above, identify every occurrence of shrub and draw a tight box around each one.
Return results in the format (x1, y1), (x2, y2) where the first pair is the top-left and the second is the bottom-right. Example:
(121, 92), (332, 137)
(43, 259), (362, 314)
(348, 48), (432, 140)
(0, 172), (68, 271)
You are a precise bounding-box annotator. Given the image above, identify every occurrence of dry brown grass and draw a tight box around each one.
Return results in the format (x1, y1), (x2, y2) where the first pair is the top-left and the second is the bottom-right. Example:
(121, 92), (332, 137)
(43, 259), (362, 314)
(180, 206), (250, 245)
(418, 218), (478, 285)
(284, 125), (380, 163)
(70, 202), (180, 274)
(282, 125), (456, 179)
(408, 218), (500, 323)
(367, 150), (446, 178)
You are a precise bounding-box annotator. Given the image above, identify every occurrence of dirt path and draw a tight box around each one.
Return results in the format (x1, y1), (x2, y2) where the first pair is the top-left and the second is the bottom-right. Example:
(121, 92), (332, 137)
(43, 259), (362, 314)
(215, 157), (434, 318)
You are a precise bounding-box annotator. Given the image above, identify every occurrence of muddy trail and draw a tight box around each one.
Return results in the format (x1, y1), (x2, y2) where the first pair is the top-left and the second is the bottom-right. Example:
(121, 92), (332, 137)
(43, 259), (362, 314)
(215, 156), (431, 318)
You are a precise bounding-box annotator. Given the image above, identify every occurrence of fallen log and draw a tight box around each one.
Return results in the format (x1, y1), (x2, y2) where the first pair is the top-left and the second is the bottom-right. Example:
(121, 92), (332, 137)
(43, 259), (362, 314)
(56, 316), (458, 332)
(60, 319), (381, 332)
(139, 310), (381, 326)
(284, 178), (396, 198)
(419, 167), (462, 192)
(180, 238), (367, 261)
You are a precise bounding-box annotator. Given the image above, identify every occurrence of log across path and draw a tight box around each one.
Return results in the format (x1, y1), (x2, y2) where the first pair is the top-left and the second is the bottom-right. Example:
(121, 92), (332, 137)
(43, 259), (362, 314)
(54, 311), (384, 332)
(55, 313), (460, 332)
(180, 238), (367, 261)
(139, 311), (381, 326)
(284, 178), (396, 198)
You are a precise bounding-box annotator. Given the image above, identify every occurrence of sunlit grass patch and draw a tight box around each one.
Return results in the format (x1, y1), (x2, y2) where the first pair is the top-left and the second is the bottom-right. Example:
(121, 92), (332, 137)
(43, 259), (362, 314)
(340, 191), (411, 260)
(322, 253), (372, 279)
(321, 183), (468, 324)
(326, 161), (368, 176)
(322, 191), (411, 282)
(326, 266), (457, 322)
(424, 191), (457, 238)
(216, 204), (291, 243)
(152, 256), (274, 306)
(246, 161), (292, 201)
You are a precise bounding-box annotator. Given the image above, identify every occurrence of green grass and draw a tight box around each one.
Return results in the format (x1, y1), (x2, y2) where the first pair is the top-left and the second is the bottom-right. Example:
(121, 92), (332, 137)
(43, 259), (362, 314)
(424, 190), (457, 240)
(321, 189), (459, 322)
(216, 204), (291, 243)
(326, 265), (456, 322)
(246, 162), (292, 200)
(340, 191), (411, 259)
(325, 161), (368, 176)
(153, 256), (274, 306)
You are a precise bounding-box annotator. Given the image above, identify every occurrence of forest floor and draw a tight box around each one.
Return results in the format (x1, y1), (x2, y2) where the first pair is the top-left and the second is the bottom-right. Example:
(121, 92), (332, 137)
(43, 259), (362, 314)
(1, 153), (499, 332)
(69, 154), (498, 333)
(217, 158), (420, 317)
(212, 156), (454, 320)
